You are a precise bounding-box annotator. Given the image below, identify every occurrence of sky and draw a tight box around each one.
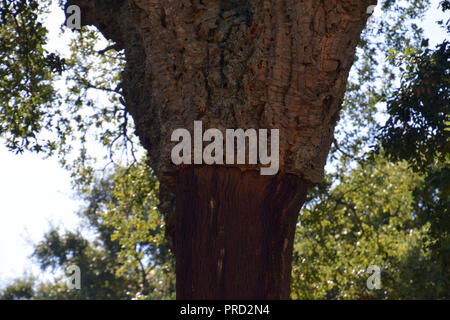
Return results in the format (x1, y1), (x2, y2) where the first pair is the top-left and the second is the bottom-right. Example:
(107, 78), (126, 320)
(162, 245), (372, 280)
(0, 1), (448, 288)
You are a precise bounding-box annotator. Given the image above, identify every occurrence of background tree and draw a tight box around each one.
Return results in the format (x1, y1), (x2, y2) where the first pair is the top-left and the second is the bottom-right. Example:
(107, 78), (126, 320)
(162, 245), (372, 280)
(292, 155), (448, 299)
(1, 160), (175, 300)
(378, 2), (449, 296)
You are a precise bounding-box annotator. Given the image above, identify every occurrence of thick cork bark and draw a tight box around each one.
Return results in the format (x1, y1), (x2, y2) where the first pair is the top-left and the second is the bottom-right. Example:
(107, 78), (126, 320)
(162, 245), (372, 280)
(65, 0), (376, 299)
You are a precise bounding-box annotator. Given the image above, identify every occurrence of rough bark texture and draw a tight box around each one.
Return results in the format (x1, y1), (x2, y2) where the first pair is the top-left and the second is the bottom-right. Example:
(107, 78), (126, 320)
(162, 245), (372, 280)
(65, 0), (375, 299)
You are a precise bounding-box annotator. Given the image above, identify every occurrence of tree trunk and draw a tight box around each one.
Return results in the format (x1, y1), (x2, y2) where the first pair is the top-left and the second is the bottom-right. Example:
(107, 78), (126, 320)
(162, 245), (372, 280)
(66, 0), (376, 299)
(174, 166), (309, 299)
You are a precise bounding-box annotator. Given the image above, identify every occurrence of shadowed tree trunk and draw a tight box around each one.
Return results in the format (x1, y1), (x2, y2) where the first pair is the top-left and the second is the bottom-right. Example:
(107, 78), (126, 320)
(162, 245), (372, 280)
(66, 0), (376, 299)
(175, 166), (309, 299)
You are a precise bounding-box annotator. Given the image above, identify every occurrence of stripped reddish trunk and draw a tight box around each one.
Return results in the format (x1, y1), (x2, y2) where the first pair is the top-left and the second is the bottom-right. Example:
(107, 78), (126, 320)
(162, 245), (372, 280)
(174, 166), (309, 299)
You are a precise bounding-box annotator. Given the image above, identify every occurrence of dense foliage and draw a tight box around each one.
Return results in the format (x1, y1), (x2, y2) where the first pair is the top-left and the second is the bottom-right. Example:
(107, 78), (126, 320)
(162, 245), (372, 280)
(0, 0), (64, 153)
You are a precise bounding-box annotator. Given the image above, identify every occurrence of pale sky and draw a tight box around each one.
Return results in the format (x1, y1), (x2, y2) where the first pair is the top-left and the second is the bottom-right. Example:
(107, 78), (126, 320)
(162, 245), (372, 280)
(0, 1), (448, 288)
